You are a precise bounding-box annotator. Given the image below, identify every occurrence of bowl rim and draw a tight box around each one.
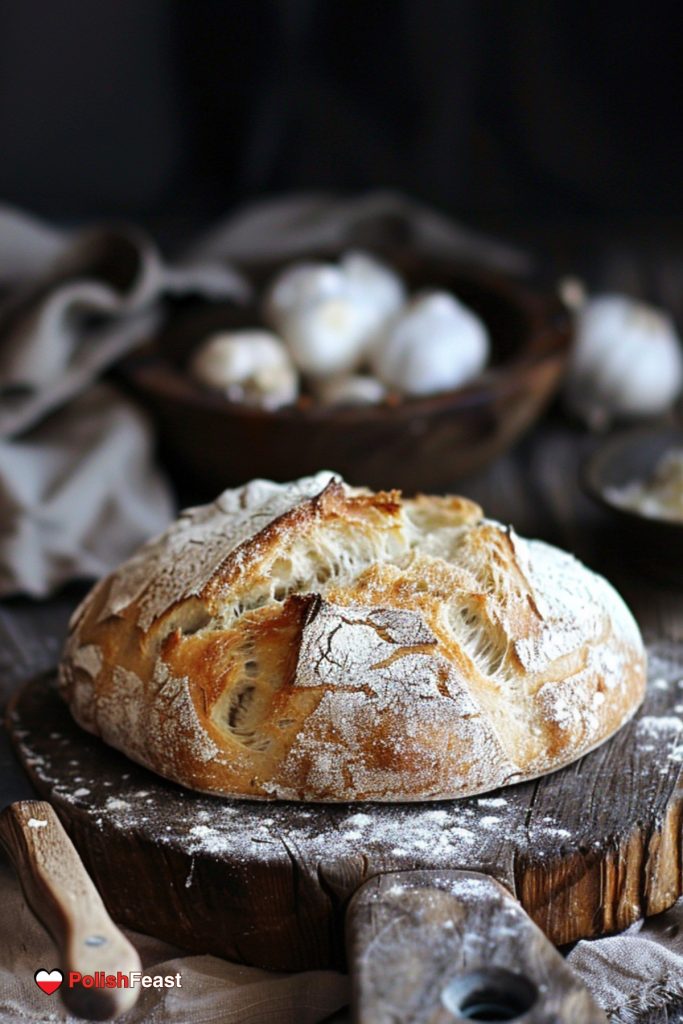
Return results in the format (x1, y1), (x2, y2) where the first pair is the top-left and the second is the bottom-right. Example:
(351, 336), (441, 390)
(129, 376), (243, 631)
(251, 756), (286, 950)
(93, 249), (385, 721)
(121, 262), (571, 423)
(581, 422), (683, 533)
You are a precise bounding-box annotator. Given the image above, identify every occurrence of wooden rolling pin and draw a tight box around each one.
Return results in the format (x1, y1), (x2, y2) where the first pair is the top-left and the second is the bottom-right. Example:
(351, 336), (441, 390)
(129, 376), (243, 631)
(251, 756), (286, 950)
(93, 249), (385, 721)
(0, 800), (140, 1020)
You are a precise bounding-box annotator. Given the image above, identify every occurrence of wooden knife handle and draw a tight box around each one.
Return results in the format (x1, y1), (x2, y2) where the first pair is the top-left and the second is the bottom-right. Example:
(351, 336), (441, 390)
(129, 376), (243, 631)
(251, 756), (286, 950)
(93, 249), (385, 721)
(0, 800), (140, 1020)
(346, 868), (607, 1023)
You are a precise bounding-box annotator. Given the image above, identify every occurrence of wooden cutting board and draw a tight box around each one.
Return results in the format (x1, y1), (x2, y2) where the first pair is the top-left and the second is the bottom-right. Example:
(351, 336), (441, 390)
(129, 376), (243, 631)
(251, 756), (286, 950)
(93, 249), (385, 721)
(7, 642), (683, 1023)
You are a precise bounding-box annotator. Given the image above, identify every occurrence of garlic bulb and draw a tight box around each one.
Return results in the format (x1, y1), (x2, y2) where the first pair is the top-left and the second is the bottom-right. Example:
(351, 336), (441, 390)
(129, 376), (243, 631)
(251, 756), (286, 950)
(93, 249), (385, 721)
(316, 374), (387, 406)
(263, 252), (406, 377)
(341, 251), (405, 338)
(280, 295), (379, 376)
(190, 330), (298, 409)
(371, 291), (489, 396)
(342, 251), (405, 305)
(263, 262), (346, 332)
(566, 295), (683, 429)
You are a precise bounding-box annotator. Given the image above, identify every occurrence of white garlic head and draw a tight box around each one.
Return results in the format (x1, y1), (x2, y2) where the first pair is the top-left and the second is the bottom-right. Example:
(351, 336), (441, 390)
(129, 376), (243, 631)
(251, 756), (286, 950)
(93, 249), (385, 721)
(263, 262), (346, 332)
(189, 330), (298, 409)
(341, 251), (405, 338)
(263, 252), (406, 377)
(316, 373), (387, 407)
(566, 294), (683, 429)
(280, 294), (380, 377)
(371, 291), (490, 396)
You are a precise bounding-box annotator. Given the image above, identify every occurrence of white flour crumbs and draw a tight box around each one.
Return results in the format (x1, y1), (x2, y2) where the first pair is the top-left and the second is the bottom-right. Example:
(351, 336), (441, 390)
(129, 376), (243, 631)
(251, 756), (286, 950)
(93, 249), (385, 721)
(27, 819), (47, 829)
(345, 813), (372, 829)
(450, 827), (476, 842)
(636, 716), (683, 736)
(105, 798), (130, 811)
(476, 797), (507, 809)
(189, 825), (215, 839)
(448, 876), (518, 906)
(423, 810), (450, 823)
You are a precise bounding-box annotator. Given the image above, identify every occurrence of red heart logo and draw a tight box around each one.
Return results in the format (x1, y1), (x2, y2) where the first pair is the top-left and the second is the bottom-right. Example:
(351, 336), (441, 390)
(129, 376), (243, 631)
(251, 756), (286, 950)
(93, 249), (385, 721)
(34, 969), (63, 995)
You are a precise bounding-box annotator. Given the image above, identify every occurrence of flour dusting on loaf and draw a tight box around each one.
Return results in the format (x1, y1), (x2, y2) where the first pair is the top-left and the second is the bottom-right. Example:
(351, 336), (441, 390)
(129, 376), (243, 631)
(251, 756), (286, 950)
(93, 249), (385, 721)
(59, 473), (647, 801)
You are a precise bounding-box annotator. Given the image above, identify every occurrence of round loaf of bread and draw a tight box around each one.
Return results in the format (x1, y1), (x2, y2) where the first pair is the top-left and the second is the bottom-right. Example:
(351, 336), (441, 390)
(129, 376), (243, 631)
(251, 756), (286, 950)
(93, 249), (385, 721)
(59, 472), (647, 802)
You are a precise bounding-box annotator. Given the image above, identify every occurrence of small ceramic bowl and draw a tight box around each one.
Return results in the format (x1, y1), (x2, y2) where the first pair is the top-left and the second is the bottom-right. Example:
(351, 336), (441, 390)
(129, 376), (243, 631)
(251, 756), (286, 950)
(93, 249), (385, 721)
(582, 424), (683, 584)
(120, 254), (570, 494)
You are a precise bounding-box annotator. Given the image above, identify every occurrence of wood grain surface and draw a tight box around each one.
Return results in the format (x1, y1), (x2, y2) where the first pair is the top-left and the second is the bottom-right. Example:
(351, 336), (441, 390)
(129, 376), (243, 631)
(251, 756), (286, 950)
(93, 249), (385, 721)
(347, 870), (607, 1022)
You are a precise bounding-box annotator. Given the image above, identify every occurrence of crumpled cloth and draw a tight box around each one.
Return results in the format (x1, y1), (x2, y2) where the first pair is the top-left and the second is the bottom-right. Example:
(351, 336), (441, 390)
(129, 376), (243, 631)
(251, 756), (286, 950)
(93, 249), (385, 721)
(0, 192), (529, 599)
(0, 207), (248, 597)
(567, 906), (683, 1023)
(0, 384), (172, 597)
(184, 190), (532, 274)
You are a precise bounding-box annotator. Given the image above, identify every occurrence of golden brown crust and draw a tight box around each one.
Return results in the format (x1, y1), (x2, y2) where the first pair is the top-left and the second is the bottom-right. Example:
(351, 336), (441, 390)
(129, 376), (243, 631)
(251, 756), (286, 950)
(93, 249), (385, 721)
(59, 472), (647, 802)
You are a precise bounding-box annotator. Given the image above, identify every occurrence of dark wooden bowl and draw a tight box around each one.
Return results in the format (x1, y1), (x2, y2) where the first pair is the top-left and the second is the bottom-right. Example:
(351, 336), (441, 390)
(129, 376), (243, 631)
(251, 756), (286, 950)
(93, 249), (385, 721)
(582, 423), (683, 585)
(120, 255), (570, 494)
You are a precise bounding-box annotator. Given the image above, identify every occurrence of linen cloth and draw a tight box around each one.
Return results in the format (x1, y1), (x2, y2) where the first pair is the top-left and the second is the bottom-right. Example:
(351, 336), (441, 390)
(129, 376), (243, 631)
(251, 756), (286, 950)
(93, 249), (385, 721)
(568, 910), (683, 1022)
(0, 194), (681, 1022)
(0, 207), (248, 597)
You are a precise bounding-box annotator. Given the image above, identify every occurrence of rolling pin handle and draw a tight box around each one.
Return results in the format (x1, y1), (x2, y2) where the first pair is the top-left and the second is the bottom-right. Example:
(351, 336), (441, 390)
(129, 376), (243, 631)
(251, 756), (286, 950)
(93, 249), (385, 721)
(0, 800), (141, 1020)
(346, 868), (608, 1023)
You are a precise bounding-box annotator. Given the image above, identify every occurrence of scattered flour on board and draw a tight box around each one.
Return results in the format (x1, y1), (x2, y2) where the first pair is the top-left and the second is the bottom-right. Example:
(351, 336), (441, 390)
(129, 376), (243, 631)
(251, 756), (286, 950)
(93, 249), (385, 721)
(636, 716), (683, 736)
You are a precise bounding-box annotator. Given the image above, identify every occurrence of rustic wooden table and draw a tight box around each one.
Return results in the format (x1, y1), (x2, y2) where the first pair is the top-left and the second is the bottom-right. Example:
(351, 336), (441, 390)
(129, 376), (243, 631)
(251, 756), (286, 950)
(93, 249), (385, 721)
(1, 413), (682, 1023)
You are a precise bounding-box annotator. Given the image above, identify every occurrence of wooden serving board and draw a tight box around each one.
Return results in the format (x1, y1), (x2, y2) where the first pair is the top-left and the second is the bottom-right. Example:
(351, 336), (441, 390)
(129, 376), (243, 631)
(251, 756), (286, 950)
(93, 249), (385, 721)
(7, 642), (683, 1022)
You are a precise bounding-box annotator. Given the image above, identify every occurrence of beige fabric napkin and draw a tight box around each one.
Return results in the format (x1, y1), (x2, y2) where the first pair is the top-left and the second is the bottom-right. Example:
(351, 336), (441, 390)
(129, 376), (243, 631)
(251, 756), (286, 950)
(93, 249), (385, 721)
(0, 209), (249, 439)
(0, 208), (248, 597)
(567, 905), (683, 1023)
(184, 190), (532, 274)
(0, 383), (173, 597)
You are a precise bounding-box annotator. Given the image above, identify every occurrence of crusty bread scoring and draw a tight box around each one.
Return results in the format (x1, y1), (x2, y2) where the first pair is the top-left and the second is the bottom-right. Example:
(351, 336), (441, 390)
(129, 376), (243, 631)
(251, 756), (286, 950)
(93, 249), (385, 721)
(59, 472), (646, 802)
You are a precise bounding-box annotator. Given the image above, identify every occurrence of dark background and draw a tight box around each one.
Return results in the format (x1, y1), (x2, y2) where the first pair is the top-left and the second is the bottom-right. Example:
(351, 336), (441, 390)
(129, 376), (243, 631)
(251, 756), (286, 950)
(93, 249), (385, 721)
(1, 0), (681, 253)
